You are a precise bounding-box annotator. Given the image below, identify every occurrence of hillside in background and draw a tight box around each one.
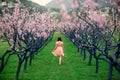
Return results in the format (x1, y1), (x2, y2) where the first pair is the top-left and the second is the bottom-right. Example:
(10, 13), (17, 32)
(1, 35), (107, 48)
(46, 0), (113, 10)
(21, 0), (47, 13)
(46, 0), (72, 11)
(0, 0), (47, 13)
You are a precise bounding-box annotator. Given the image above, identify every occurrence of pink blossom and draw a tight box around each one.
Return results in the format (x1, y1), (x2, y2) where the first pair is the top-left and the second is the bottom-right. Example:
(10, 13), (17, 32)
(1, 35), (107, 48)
(69, 0), (79, 9)
(86, 0), (92, 2)
(114, 0), (120, 7)
(98, 16), (106, 26)
(16, 0), (21, 4)
(88, 10), (106, 26)
(54, 0), (69, 20)
(60, 9), (67, 17)
(13, 4), (19, 20)
(114, 0), (120, 12)
(85, 0), (99, 8)
(32, 28), (36, 32)
(36, 33), (41, 37)
(18, 29), (22, 35)
(118, 8), (120, 12)
(41, 32), (48, 39)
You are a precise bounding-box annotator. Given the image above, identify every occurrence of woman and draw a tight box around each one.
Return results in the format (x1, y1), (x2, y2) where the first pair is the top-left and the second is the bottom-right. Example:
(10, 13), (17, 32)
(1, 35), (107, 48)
(52, 37), (64, 65)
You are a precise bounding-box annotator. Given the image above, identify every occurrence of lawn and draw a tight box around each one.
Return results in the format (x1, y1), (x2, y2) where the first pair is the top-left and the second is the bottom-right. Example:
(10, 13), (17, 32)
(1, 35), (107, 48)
(0, 31), (120, 80)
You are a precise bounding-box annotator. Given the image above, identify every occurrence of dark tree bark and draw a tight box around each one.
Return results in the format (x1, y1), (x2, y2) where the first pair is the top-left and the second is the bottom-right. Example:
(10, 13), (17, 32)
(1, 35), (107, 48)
(108, 63), (113, 80)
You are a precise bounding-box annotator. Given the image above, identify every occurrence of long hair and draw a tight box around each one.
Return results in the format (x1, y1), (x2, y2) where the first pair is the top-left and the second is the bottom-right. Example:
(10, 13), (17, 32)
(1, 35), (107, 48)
(57, 37), (62, 41)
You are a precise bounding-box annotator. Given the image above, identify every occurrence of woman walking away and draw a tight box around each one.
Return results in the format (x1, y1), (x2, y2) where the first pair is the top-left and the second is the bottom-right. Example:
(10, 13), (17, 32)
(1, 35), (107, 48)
(52, 37), (64, 65)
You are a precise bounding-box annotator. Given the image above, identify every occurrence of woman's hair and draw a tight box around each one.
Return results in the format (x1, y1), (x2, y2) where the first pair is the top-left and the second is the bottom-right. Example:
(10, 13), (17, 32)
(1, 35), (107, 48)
(57, 37), (62, 41)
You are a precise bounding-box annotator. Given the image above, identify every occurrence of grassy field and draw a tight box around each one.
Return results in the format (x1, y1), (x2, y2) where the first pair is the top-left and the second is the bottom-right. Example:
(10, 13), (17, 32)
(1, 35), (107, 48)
(0, 31), (120, 80)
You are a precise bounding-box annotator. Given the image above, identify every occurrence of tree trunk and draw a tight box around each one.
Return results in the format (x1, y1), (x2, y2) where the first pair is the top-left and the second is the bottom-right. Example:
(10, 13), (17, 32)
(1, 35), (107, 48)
(83, 49), (86, 60)
(29, 55), (33, 66)
(108, 63), (113, 80)
(0, 58), (4, 73)
(16, 60), (22, 80)
(24, 58), (28, 71)
(95, 58), (99, 73)
(88, 51), (92, 65)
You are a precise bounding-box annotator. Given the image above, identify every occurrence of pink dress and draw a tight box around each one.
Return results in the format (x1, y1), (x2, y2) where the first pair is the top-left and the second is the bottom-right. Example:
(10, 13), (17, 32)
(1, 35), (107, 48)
(52, 41), (64, 57)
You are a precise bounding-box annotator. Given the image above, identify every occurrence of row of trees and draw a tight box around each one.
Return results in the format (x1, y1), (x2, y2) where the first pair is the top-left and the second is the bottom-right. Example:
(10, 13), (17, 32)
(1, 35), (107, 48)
(56, 0), (120, 80)
(0, 0), (56, 80)
(60, 18), (120, 80)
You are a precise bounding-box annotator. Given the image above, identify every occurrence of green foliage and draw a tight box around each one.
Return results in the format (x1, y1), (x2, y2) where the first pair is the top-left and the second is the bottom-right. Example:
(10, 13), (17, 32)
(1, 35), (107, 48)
(0, 41), (10, 57)
(49, 8), (60, 12)
(101, 8), (106, 12)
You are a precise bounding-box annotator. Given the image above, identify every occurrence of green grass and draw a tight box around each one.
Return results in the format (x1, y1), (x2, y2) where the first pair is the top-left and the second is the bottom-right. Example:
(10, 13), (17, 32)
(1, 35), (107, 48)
(0, 41), (10, 57)
(0, 31), (120, 80)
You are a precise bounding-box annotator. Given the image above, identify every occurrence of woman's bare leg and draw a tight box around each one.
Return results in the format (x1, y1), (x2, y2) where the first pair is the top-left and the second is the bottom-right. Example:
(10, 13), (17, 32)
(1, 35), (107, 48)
(59, 56), (62, 65)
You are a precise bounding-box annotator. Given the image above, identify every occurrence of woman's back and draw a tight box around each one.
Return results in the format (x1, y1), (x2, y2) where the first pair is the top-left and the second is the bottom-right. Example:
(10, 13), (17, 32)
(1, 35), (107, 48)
(56, 41), (63, 47)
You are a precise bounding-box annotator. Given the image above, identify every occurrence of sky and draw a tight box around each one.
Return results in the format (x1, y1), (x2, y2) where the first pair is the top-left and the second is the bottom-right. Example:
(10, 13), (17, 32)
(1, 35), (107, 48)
(31, 0), (52, 6)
